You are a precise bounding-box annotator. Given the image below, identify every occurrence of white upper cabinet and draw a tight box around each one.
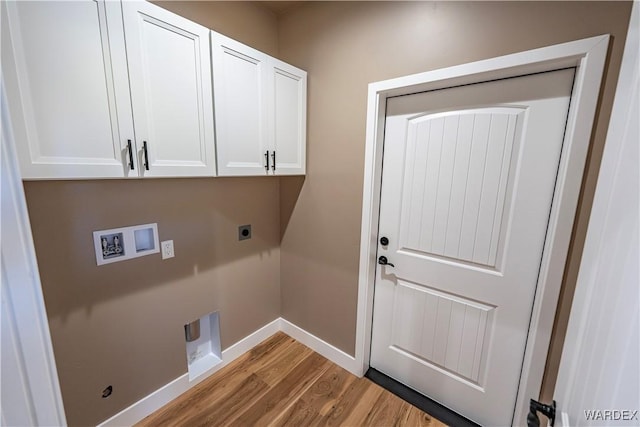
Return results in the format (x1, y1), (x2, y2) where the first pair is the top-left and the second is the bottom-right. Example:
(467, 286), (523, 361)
(2, 0), (135, 179)
(4, 1), (305, 180)
(122, 2), (215, 177)
(212, 33), (307, 176)
(271, 58), (307, 175)
(211, 33), (269, 176)
(3, 0), (215, 179)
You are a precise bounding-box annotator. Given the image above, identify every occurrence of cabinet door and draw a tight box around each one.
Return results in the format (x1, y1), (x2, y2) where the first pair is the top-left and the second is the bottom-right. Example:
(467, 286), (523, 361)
(122, 1), (215, 177)
(212, 32), (270, 176)
(271, 59), (307, 175)
(2, 0), (135, 179)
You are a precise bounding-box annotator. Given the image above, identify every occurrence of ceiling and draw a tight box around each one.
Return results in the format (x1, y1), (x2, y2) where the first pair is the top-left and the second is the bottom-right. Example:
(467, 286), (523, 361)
(257, 1), (304, 16)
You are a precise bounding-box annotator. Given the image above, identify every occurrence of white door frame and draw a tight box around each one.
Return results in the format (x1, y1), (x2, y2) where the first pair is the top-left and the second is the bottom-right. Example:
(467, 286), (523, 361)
(355, 35), (610, 424)
(1, 79), (67, 425)
(553, 5), (639, 425)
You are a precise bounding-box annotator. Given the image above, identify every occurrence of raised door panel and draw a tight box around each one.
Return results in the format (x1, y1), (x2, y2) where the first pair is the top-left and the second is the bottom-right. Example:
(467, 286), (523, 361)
(3, 0), (134, 179)
(398, 108), (521, 267)
(212, 32), (269, 176)
(123, 1), (215, 177)
(271, 59), (307, 175)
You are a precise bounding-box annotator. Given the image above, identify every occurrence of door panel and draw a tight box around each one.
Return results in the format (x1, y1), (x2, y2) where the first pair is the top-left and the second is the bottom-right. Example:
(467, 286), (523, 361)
(212, 33), (269, 176)
(4, 0), (133, 178)
(390, 280), (493, 386)
(399, 108), (522, 267)
(123, 1), (215, 177)
(272, 59), (307, 175)
(371, 68), (575, 426)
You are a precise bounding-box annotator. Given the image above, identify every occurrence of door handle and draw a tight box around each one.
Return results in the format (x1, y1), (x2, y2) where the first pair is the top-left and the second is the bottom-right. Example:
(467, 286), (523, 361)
(143, 141), (150, 171)
(271, 151), (276, 171)
(378, 256), (395, 267)
(265, 150), (270, 172)
(127, 139), (135, 170)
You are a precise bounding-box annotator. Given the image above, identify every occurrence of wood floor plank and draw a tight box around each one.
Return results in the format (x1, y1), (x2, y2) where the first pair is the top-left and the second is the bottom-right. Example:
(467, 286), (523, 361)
(136, 332), (290, 427)
(269, 397), (321, 426)
(135, 332), (449, 427)
(189, 373), (269, 427)
(234, 353), (331, 426)
(321, 377), (385, 426)
(246, 331), (290, 361)
(307, 364), (357, 417)
(253, 340), (314, 386)
(362, 390), (413, 427)
(244, 333), (303, 375)
(402, 405), (449, 427)
(271, 363), (357, 426)
(309, 365), (358, 416)
(136, 360), (253, 426)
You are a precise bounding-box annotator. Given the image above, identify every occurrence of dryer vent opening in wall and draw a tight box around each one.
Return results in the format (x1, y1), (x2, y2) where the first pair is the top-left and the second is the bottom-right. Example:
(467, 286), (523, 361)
(184, 320), (201, 342)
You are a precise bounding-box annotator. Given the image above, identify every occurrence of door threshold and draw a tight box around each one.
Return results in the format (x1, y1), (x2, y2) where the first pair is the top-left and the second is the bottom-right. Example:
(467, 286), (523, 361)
(365, 368), (481, 427)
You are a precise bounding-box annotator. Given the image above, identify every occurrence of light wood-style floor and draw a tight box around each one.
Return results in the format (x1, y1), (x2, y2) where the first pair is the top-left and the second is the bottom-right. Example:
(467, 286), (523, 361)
(136, 332), (448, 426)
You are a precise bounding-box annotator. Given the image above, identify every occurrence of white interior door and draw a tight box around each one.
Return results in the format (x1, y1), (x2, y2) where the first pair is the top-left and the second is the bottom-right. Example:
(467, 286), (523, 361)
(123, 1), (215, 177)
(370, 68), (575, 426)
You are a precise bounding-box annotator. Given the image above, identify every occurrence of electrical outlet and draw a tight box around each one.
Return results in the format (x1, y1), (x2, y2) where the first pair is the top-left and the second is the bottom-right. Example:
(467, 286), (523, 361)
(238, 224), (251, 241)
(161, 240), (174, 259)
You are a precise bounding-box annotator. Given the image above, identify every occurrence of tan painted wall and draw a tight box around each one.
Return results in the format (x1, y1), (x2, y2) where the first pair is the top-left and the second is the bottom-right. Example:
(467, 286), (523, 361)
(25, 178), (281, 426)
(152, 1), (278, 56)
(277, 0), (632, 397)
(22, 2), (632, 425)
(25, 177), (281, 425)
(22, 3), (280, 426)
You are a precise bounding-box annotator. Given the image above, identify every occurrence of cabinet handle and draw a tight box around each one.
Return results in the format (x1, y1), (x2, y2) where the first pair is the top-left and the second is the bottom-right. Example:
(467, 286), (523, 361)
(265, 150), (270, 172)
(127, 139), (134, 170)
(143, 141), (150, 171)
(271, 151), (276, 171)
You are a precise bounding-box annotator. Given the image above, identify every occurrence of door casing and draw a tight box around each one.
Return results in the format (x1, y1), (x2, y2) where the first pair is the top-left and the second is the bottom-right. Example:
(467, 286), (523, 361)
(355, 35), (610, 424)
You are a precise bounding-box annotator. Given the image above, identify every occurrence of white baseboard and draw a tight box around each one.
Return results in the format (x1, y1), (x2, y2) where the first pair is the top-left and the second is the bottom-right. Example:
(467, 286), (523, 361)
(219, 318), (281, 364)
(97, 318), (281, 427)
(279, 318), (359, 376)
(97, 317), (359, 426)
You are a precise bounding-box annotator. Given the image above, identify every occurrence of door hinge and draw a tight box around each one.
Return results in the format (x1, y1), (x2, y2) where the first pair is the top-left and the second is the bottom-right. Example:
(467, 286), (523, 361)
(527, 399), (556, 427)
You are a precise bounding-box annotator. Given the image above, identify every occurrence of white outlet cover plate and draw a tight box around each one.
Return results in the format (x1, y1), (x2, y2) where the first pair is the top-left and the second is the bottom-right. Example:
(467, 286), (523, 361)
(161, 240), (175, 259)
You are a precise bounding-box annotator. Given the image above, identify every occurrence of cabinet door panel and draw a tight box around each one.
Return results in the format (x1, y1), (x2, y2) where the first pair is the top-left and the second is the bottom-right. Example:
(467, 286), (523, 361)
(212, 33), (269, 176)
(3, 0), (134, 179)
(272, 60), (307, 175)
(123, 1), (215, 177)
